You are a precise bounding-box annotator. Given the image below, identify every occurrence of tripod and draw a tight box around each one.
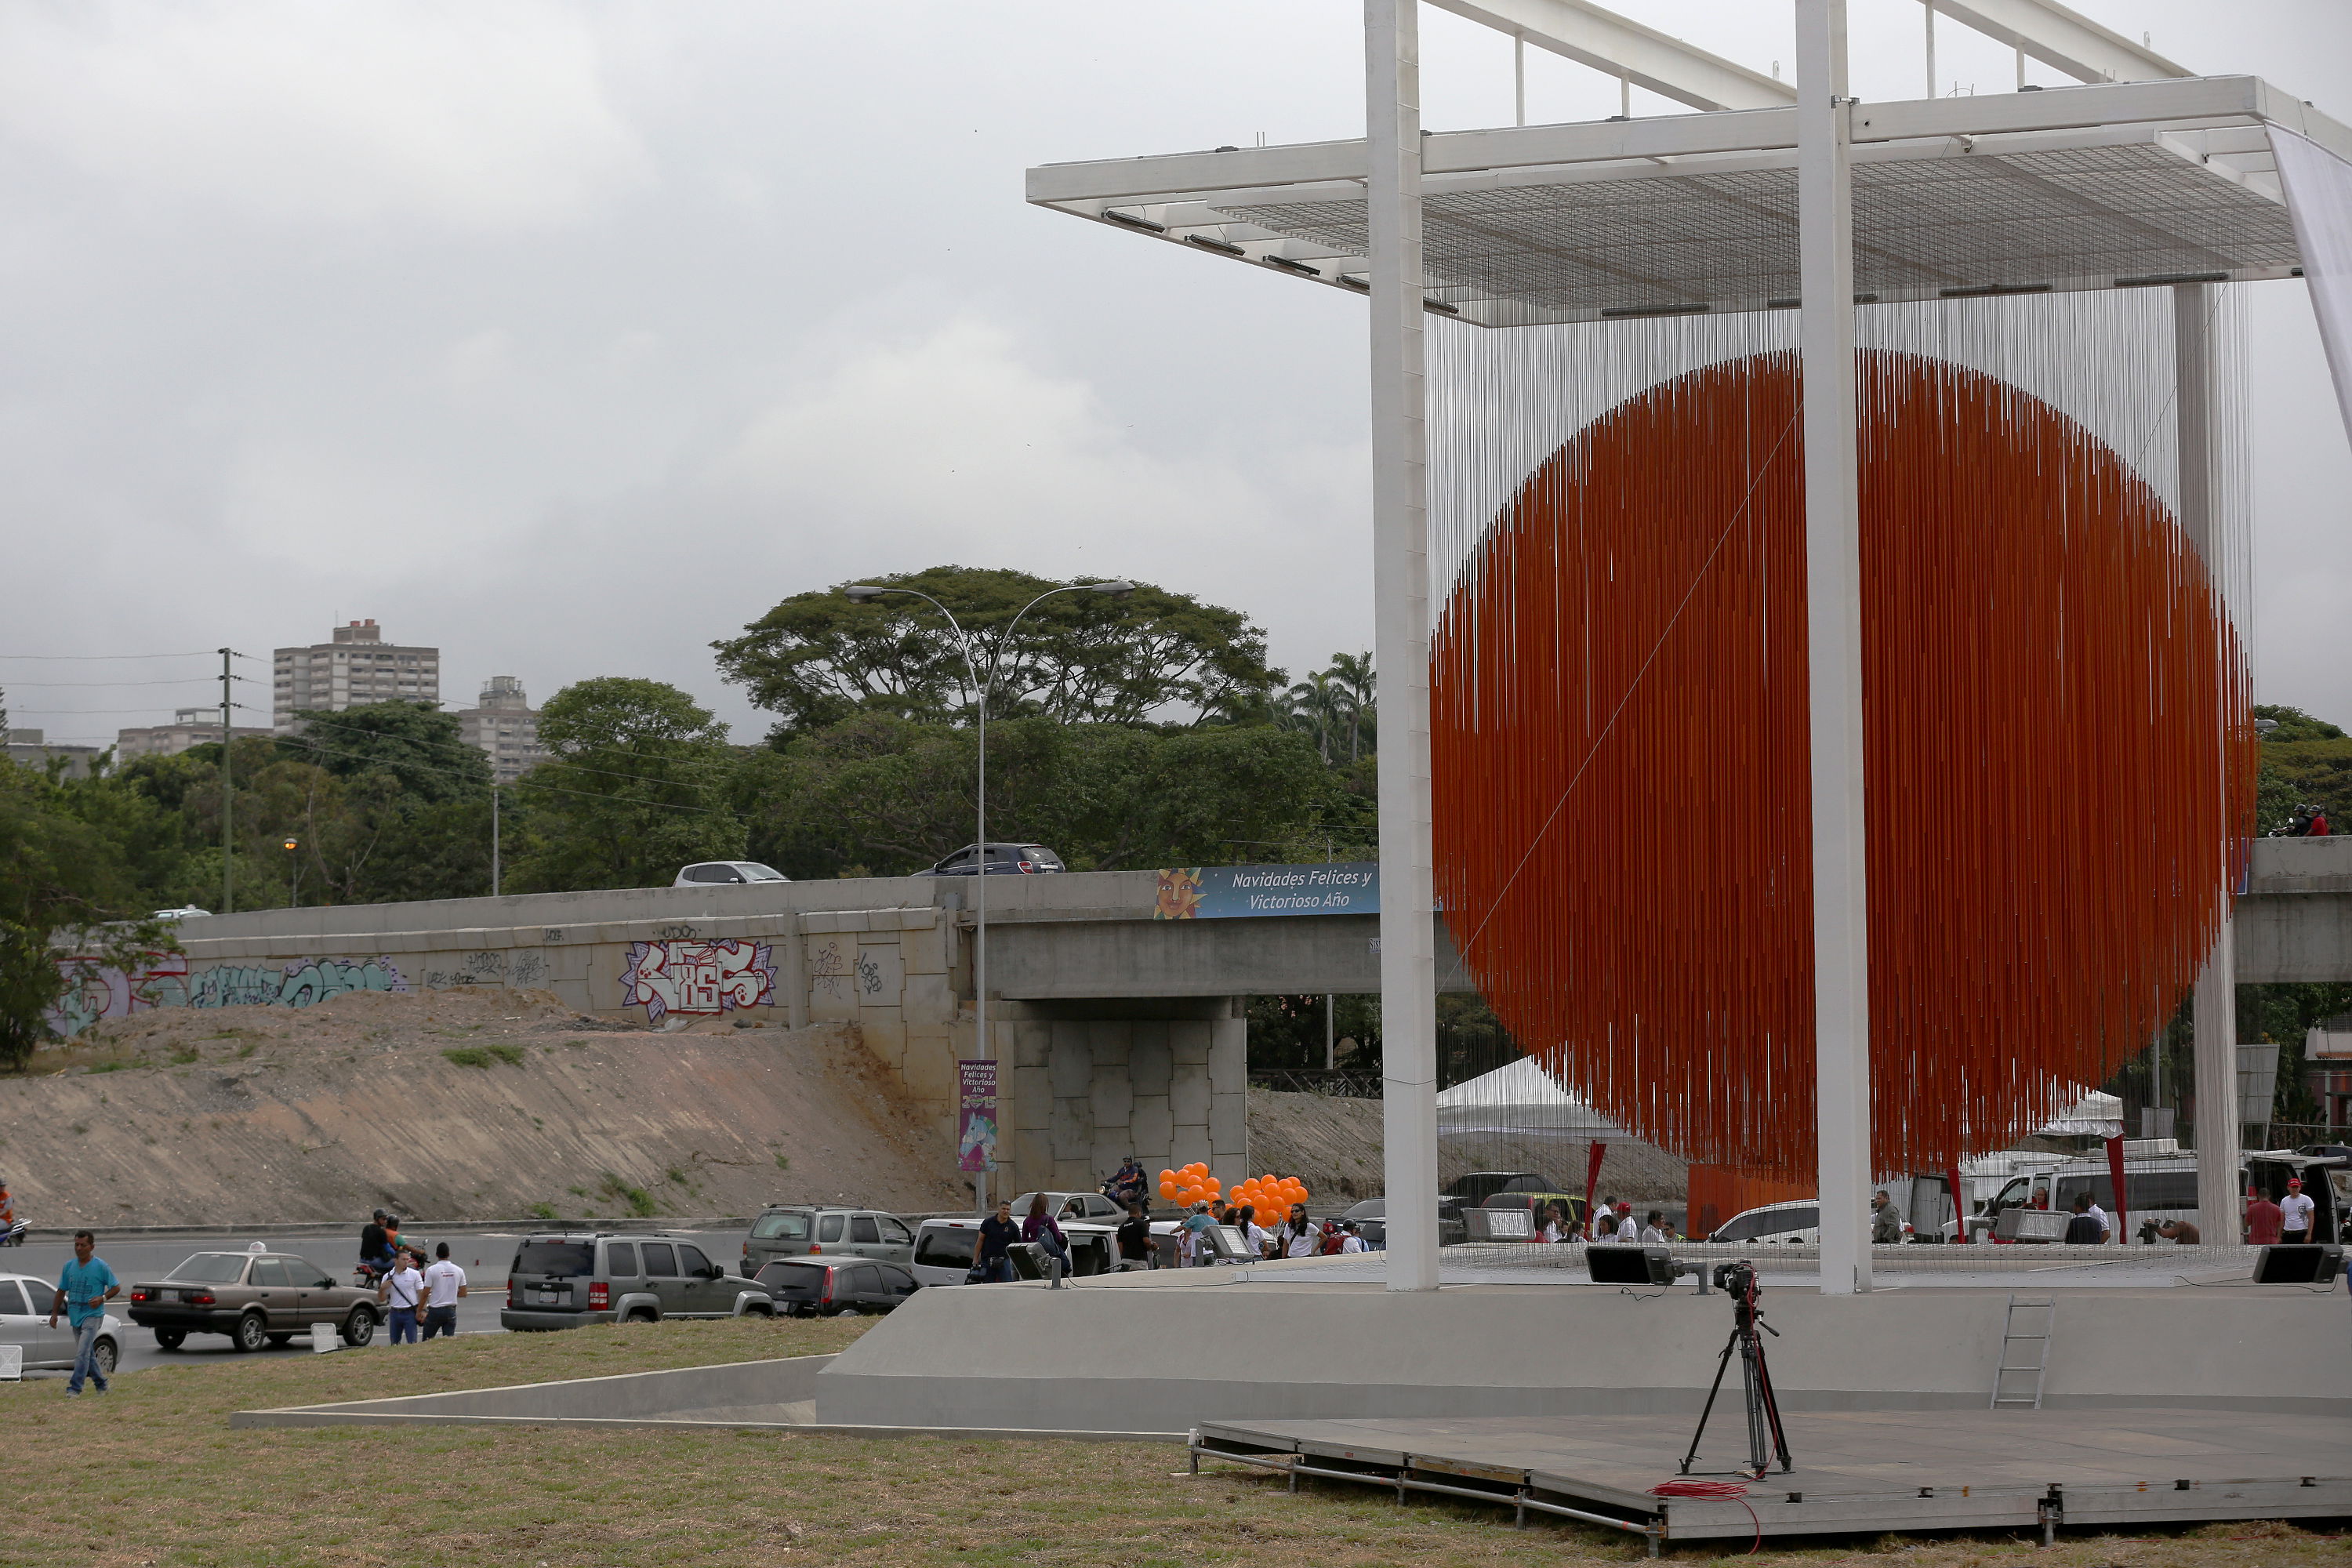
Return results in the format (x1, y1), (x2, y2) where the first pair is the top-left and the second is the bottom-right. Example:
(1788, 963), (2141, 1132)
(1679, 1262), (1792, 1479)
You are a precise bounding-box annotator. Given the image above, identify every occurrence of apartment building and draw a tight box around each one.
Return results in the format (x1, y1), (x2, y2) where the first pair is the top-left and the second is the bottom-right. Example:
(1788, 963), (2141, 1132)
(273, 619), (440, 731)
(456, 675), (546, 783)
(117, 707), (275, 761)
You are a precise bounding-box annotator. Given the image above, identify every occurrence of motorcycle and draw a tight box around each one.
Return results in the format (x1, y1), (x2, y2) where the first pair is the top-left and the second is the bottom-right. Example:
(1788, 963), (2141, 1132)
(0, 1220), (27, 1247)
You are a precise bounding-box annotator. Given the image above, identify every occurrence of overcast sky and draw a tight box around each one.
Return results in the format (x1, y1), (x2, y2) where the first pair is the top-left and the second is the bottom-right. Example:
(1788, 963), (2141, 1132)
(4, 1), (2347, 746)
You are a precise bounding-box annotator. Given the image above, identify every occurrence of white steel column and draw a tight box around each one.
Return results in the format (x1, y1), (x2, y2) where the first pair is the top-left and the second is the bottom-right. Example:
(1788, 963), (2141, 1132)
(2175, 281), (2242, 1241)
(1366, 0), (1442, 1293)
(1797, 0), (1873, 1297)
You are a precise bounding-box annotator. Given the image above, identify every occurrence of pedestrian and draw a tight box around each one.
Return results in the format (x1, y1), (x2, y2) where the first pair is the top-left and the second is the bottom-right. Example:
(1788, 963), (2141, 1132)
(1236, 1203), (1274, 1258)
(2084, 1192), (2114, 1244)
(1022, 1194), (1071, 1288)
(1276, 1203), (1318, 1259)
(1612, 1202), (1638, 1242)
(1540, 1203), (1565, 1244)
(1639, 1210), (1671, 1245)
(1339, 1221), (1370, 1254)
(2059, 1194), (2104, 1245)
(974, 1200), (1020, 1283)
(421, 1242), (467, 1339)
(2151, 1218), (2201, 1244)
(46, 1230), (118, 1396)
(1115, 1201), (1156, 1272)
(2281, 1178), (2317, 1245)
(1180, 1200), (1220, 1266)
(1871, 1189), (1906, 1244)
(380, 1247), (426, 1343)
(2246, 1186), (2285, 1247)
(1595, 1196), (1621, 1240)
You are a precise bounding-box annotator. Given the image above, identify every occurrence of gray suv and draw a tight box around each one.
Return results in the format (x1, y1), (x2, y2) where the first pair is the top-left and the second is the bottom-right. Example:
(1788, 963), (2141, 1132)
(739, 1206), (916, 1277)
(502, 1233), (775, 1330)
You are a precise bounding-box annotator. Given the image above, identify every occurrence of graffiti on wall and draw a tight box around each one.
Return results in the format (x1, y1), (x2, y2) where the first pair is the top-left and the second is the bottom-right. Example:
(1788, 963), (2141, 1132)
(619, 940), (775, 1023)
(45, 953), (408, 1036)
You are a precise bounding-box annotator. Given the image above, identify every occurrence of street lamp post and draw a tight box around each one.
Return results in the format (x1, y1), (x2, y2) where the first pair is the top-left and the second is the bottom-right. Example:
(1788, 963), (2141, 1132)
(844, 579), (1134, 1214)
(282, 837), (300, 909)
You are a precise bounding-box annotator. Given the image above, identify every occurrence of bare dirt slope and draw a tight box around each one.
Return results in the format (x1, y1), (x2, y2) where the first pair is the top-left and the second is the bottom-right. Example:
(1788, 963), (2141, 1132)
(1248, 1087), (1687, 1202)
(5, 989), (966, 1227)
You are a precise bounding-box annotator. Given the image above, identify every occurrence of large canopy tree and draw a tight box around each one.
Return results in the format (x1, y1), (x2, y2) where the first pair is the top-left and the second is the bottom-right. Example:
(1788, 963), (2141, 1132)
(712, 566), (1281, 739)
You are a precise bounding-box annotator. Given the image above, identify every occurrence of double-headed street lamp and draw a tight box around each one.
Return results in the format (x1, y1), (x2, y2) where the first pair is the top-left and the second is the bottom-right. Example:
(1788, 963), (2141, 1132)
(844, 579), (1134, 1210)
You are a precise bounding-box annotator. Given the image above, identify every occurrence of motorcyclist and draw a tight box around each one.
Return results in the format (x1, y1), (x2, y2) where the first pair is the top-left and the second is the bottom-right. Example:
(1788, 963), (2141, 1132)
(358, 1210), (393, 1279)
(0, 1180), (21, 1246)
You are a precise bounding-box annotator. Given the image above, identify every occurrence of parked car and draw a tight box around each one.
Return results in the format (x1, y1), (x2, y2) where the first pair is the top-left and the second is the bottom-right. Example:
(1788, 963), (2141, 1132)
(753, 1258), (919, 1316)
(1450, 1171), (1555, 1208)
(1708, 1200), (1821, 1245)
(1476, 1192), (1590, 1237)
(503, 1233), (773, 1330)
(0, 1274), (125, 1374)
(915, 842), (1067, 877)
(910, 1216), (1124, 1286)
(1007, 1192), (1127, 1223)
(1342, 1197), (1468, 1250)
(127, 1250), (380, 1352)
(673, 861), (790, 887)
(739, 1206), (916, 1277)
(150, 906), (212, 920)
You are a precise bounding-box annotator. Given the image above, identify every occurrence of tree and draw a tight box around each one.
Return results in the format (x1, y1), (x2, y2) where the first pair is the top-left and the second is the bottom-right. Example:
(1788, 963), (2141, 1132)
(0, 757), (180, 1065)
(1327, 651), (1377, 760)
(280, 702), (492, 804)
(2254, 704), (2350, 837)
(738, 714), (1340, 878)
(506, 678), (746, 892)
(713, 566), (1281, 739)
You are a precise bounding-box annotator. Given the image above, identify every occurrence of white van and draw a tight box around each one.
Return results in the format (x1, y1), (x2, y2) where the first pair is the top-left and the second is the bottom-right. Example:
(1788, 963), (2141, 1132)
(910, 1216), (1121, 1287)
(1966, 1152), (2199, 1242)
(1708, 1200), (1820, 1244)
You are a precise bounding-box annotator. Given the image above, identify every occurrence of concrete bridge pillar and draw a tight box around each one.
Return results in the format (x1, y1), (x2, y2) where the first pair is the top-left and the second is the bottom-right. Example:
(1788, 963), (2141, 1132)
(1000, 997), (1247, 1197)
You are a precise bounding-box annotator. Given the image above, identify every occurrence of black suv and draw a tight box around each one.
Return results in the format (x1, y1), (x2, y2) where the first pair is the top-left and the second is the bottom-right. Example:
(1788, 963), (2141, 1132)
(503, 1232), (773, 1330)
(753, 1258), (919, 1316)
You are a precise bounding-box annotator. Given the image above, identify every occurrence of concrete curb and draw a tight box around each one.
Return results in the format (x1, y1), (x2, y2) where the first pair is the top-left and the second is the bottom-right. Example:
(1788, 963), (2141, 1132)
(226, 1410), (1184, 1443)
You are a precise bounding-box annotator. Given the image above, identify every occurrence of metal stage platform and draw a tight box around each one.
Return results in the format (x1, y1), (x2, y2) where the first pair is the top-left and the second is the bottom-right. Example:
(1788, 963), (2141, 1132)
(1192, 1407), (2352, 1552)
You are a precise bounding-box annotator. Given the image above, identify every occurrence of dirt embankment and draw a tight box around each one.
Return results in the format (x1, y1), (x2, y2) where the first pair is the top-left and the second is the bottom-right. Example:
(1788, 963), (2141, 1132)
(1247, 1086), (1688, 1202)
(5, 989), (967, 1227)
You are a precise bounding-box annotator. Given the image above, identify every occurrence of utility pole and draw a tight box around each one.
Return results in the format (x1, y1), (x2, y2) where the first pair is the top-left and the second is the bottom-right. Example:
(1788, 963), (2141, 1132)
(492, 782), (502, 897)
(219, 648), (235, 915)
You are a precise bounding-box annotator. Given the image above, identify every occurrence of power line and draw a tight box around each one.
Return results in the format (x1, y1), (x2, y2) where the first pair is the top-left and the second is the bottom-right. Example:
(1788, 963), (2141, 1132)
(0, 651), (223, 661)
(2, 678), (225, 688)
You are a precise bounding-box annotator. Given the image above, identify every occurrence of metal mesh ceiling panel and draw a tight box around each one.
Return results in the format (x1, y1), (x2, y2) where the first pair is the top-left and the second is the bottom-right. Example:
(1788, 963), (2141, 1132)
(1223, 143), (2296, 325)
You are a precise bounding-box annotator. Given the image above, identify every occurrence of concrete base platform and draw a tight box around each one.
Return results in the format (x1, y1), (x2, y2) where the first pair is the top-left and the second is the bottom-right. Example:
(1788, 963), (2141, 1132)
(814, 1273), (2352, 1432)
(1195, 1408), (2352, 1546)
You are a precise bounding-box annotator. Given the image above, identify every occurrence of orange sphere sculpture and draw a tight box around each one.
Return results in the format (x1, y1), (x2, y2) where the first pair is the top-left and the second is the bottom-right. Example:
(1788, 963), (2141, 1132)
(1432, 351), (2254, 1185)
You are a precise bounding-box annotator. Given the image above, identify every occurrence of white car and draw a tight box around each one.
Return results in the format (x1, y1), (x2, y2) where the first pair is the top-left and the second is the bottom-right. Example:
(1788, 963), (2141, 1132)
(672, 862), (790, 887)
(0, 1274), (125, 1377)
(151, 906), (212, 920)
(913, 1214), (1167, 1287)
(1708, 1200), (1822, 1245)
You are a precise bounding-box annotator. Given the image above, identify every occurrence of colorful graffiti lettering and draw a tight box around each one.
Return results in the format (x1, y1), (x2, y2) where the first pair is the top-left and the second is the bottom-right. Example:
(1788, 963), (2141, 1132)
(45, 954), (407, 1036)
(45, 952), (191, 1037)
(620, 940), (775, 1023)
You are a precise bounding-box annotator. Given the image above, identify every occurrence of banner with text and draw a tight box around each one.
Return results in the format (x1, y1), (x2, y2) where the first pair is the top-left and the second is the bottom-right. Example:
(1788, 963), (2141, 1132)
(957, 1060), (998, 1172)
(1153, 862), (1378, 920)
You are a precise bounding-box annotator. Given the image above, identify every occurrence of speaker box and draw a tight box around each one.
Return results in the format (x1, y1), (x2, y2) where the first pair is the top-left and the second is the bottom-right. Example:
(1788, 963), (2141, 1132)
(2253, 1244), (2344, 1285)
(1587, 1245), (1676, 1285)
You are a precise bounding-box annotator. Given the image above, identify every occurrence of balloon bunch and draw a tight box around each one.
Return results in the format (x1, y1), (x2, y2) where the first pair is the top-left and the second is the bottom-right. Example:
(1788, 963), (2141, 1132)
(1157, 1163), (1312, 1215)
(1232, 1172), (1311, 1218)
(1158, 1162), (1219, 1207)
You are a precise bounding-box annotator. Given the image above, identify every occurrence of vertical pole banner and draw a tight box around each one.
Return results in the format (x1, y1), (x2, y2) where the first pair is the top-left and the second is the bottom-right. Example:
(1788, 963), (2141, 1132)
(957, 1061), (998, 1173)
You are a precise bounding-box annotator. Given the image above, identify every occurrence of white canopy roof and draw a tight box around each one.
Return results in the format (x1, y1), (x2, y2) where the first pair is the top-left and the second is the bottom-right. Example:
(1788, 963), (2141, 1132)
(1435, 1056), (1632, 1140)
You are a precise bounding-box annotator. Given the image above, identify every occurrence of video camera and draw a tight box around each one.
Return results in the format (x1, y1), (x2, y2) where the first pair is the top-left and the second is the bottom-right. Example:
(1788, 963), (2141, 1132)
(1711, 1259), (1757, 1296)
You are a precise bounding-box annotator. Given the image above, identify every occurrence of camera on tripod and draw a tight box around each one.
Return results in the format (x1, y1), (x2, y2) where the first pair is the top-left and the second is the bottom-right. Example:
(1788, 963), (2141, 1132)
(1679, 1255), (1791, 1479)
(1711, 1259), (1756, 1295)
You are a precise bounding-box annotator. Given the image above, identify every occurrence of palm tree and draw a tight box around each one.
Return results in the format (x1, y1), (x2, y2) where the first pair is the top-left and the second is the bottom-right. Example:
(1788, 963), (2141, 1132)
(1327, 652), (1375, 760)
(1279, 671), (1344, 763)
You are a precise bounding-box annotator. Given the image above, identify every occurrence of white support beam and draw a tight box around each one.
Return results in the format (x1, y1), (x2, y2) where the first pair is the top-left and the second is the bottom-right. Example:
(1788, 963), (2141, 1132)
(1367, 0), (1443, 1295)
(1798, 0), (1873, 1298)
(1922, 0), (2191, 85)
(1425, 0), (1793, 114)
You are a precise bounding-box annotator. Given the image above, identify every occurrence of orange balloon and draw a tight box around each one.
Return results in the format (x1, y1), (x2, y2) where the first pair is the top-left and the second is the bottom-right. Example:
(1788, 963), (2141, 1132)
(1159, 1180), (1178, 1200)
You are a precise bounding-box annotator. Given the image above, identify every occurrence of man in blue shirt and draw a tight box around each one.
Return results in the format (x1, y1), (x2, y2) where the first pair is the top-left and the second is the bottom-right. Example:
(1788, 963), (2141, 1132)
(47, 1230), (119, 1396)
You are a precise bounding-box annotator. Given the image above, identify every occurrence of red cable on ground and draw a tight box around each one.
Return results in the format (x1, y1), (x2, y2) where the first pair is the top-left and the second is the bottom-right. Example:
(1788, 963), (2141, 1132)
(1650, 1479), (1762, 1554)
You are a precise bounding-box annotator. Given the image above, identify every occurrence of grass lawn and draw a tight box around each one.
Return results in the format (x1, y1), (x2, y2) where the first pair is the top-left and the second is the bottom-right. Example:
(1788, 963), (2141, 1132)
(0, 1318), (2343, 1566)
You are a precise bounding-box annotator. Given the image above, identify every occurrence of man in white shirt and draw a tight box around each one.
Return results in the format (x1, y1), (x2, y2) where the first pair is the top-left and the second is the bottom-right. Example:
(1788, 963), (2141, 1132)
(1613, 1203), (1638, 1241)
(2084, 1199), (2114, 1244)
(421, 1242), (467, 1340)
(379, 1248), (426, 1345)
(1339, 1223), (1369, 1254)
(2280, 1178), (2318, 1245)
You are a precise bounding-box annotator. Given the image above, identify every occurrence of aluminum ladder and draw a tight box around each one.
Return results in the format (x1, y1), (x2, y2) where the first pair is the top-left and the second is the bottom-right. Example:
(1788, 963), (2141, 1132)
(1991, 1294), (2056, 1410)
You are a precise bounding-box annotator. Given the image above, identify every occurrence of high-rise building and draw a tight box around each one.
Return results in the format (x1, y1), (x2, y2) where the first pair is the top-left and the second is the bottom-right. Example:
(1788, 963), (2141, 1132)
(273, 619), (440, 731)
(117, 707), (274, 761)
(3, 728), (101, 779)
(457, 675), (546, 783)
